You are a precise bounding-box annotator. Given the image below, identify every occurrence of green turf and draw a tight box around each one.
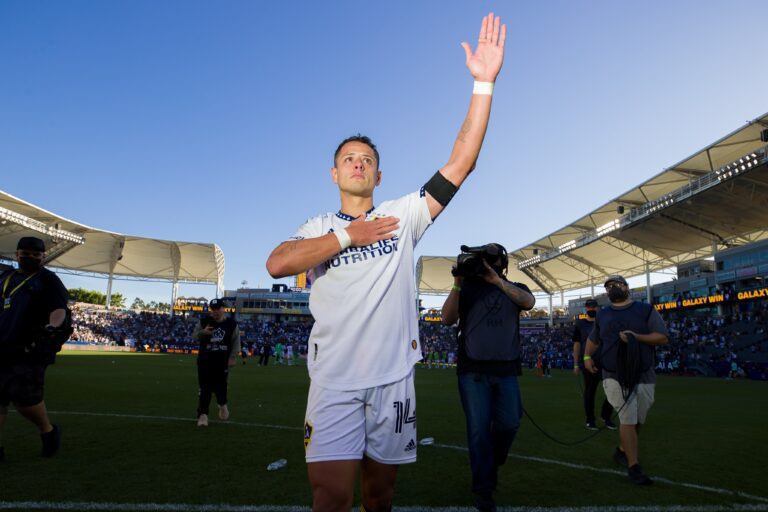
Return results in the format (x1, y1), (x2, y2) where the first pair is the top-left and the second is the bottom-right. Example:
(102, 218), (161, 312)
(0, 353), (765, 509)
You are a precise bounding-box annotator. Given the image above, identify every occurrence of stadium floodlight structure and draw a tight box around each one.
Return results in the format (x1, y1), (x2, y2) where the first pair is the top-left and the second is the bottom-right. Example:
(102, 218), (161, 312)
(517, 147), (767, 271)
(0, 206), (86, 246)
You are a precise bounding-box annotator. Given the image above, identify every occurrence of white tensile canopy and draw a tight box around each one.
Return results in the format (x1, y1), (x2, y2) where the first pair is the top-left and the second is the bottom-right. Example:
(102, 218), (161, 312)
(0, 189), (225, 302)
(418, 112), (768, 296)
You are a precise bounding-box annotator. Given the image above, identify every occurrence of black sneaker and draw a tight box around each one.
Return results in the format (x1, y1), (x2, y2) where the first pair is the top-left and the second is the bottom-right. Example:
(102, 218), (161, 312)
(473, 491), (496, 512)
(585, 421), (599, 431)
(628, 463), (653, 485)
(0, 446), (5, 462)
(41, 424), (61, 458)
(613, 447), (628, 468)
(604, 418), (617, 430)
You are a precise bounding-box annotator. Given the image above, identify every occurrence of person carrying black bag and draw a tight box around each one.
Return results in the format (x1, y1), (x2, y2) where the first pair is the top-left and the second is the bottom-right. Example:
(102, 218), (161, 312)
(583, 275), (668, 485)
(442, 243), (535, 512)
(572, 299), (615, 431)
(0, 237), (70, 461)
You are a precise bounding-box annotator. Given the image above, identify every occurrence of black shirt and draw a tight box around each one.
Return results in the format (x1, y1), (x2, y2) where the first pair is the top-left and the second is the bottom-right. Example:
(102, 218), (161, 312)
(572, 317), (597, 368)
(0, 268), (69, 356)
(456, 277), (531, 377)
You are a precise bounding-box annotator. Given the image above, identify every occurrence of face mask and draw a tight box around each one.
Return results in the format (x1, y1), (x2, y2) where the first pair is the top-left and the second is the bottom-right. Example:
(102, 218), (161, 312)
(18, 257), (42, 273)
(607, 287), (629, 303)
(586, 310), (597, 318)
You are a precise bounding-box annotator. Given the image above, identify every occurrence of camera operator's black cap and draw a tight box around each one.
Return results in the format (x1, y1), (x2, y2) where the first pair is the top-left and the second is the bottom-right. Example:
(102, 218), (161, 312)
(585, 299), (598, 307)
(209, 298), (225, 309)
(17, 236), (46, 252)
(604, 275), (628, 287)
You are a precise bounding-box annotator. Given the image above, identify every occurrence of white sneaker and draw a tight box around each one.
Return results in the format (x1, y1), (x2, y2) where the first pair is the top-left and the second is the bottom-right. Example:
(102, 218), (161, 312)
(218, 404), (230, 421)
(197, 414), (208, 427)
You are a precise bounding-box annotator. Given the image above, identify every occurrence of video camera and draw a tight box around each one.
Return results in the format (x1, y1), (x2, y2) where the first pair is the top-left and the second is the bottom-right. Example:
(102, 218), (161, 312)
(453, 243), (508, 278)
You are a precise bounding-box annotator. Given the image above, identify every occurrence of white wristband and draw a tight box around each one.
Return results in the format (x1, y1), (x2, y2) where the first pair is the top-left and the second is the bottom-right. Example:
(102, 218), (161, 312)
(473, 81), (494, 95)
(334, 228), (352, 250)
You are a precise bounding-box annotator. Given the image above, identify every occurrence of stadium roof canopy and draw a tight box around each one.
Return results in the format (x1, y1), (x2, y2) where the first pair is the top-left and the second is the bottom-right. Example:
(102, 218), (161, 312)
(418, 112), (768, 295)
(0, 189), (225, 294)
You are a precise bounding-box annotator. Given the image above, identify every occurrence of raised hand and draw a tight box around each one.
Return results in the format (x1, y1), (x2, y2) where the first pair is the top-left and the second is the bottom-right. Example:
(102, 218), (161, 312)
(344, 215), (399, 247)
(461, 12), (506, 83)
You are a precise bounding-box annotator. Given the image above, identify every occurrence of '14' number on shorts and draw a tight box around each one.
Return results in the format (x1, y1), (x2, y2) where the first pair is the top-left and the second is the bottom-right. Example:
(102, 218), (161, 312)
(393, 399), (416, 433)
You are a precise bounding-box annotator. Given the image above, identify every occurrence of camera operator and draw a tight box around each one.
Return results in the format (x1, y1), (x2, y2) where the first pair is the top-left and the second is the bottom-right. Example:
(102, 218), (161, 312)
(583, 275), (668, 485)
(194, 298), (240, 427)
(0, 237), (69, 460)
(572, 299), (615, 431)
(442, 243), (535, 512)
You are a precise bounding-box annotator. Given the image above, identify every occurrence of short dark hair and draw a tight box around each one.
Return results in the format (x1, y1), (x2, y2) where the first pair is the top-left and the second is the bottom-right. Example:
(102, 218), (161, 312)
(333, 134), (380, 168)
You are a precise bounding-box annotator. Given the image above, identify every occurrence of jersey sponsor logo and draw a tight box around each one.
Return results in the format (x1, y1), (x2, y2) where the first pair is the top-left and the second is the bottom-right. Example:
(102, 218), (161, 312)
(404, 439), (417, 452)
(393, 398), (416, 434)
(303, 420), (313, 449)
(324, 234), (400, 270)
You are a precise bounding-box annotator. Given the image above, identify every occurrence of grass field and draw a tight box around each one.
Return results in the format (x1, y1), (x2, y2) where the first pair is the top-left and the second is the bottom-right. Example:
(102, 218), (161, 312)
(1, 352), (766, 511)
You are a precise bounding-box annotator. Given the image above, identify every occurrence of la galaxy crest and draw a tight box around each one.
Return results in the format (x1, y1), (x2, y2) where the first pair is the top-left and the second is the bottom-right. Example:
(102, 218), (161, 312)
(304, 421), (313, 449)
(365, 212), (388, 221)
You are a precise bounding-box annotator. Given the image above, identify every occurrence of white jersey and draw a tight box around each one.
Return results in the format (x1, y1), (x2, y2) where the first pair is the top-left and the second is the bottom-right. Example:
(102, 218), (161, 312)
(290, 189), (432, 391)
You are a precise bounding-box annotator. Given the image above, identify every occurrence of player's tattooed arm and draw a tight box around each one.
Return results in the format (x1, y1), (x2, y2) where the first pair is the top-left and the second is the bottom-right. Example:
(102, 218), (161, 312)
(425, 13), (507, 220)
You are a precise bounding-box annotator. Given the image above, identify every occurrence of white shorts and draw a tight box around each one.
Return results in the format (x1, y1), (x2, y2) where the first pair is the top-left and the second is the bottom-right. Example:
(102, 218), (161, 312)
(304, 368), (417, 464)
(603, 379), (655, 425)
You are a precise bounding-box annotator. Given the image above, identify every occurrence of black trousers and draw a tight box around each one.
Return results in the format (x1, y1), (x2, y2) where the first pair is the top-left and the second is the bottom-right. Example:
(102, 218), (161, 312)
(197, 359), (228, 417)
(258, 353), (270, 366)
(582, 368), (613, 424)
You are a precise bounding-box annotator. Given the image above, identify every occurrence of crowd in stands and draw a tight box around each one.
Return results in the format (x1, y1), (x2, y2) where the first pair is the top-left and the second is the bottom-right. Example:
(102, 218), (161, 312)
(660, 303), (768, 379)
(69, 299), (768, 379)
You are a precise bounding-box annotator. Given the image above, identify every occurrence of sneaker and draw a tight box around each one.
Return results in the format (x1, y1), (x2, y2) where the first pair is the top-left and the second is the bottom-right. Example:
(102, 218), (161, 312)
(628, 463), (653, 485)
(613, 447), (628, 468)
(585, 421), (599, 431)
(218, 404), (230, 421)
(0, 446), (5, 462)
(473, 492), (496, 512)
(604, 418), (617, 430)
(41, 424), (61, 458)
(197, 414), (209, 427)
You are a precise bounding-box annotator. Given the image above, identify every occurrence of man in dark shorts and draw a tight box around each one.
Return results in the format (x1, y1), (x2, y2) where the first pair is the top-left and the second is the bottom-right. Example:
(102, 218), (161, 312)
(195, 298), (240, 427)
(0, 237), (69, 460)
(572, 299), (615, 430)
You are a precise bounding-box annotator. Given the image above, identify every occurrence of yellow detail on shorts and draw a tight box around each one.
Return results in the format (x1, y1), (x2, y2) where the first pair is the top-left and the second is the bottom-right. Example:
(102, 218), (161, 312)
(303, 420), (313, 450)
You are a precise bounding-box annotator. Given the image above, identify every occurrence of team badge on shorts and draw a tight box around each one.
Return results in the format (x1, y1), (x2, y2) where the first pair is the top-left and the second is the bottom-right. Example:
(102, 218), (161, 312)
(411, 340), (417, 350)
(304, 421), (313, 449)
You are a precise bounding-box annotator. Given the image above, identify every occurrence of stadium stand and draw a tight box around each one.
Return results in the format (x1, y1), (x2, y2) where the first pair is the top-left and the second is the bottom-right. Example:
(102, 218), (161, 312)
(68, 297), (768, 380)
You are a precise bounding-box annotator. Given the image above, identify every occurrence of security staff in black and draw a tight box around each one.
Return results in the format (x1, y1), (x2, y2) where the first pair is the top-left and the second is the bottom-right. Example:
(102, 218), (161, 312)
(584, 275), (668, 486)
(442, 243), (535, 512)
(0, 237), (69, 461)
(195, 298), (240, 427)
(572, 299), (615, 431)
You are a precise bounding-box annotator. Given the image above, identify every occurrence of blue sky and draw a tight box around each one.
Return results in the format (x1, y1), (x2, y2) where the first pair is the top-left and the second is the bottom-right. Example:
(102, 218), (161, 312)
(1, 0), (766, 306)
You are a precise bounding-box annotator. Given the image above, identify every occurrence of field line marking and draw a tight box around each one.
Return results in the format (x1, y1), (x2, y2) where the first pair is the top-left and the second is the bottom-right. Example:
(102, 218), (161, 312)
(1, 501), (768, 511)
(433, 443), (768, 504)
(45, 410), (303, 431)
(22, 410), (768, 505)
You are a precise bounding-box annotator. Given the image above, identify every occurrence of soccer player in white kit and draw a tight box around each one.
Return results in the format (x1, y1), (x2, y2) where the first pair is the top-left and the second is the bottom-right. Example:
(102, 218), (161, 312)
(266, 13), (506, 512)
